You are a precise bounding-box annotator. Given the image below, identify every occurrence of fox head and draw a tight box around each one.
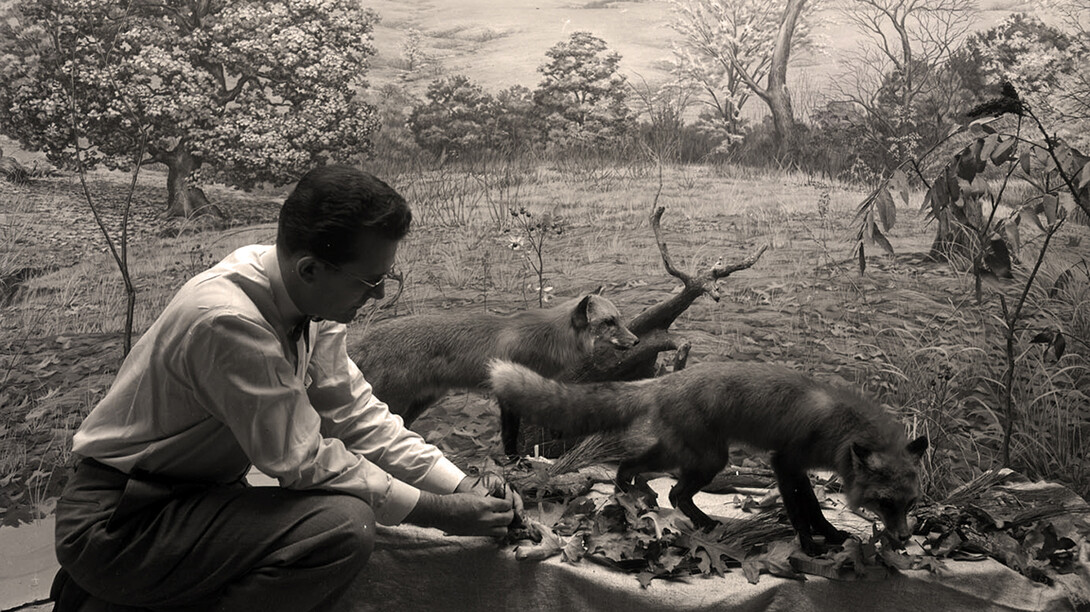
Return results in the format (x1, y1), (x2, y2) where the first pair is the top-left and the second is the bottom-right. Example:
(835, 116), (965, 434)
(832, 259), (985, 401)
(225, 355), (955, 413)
(846, 435), (928, 543)
(571, 294), (639, 351)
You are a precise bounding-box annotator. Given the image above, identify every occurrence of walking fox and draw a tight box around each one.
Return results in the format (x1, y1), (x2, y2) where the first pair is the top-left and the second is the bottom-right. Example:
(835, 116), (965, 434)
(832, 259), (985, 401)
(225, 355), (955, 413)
(489, 360), (928, 554)
(352, 294), (638, 454)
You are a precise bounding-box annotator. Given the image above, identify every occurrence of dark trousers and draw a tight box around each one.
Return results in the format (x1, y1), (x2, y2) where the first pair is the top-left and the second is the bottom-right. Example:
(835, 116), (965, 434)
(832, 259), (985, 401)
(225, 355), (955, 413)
(53, 459), (374, 612)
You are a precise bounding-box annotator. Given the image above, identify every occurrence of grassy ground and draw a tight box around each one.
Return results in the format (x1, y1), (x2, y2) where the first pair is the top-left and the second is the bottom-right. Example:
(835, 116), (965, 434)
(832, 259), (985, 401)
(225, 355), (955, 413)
(1, 158), (1088, 526)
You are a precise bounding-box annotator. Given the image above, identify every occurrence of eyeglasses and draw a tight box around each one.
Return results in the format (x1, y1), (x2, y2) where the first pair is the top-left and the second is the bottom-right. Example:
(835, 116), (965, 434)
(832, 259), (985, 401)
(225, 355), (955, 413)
(322, 260), (402, 301)
(331, 262), (396, 288)
(332, 266), (392, 291)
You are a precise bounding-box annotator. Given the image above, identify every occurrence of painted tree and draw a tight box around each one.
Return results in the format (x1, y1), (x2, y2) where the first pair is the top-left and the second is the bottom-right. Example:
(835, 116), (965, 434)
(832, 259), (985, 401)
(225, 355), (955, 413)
(1054, 0), (1090, 133)
(401, 28), (426, 73)
(669, 0), (817, 152)
(669, 0), (818, 149)
(533, 32), (634, 148)
(833, 0), (976, 167)
(967, 13), (1089, 150)
(0, 0), (380, 217)
(493, 85), (546, 153)
(408, 76), (498, 158)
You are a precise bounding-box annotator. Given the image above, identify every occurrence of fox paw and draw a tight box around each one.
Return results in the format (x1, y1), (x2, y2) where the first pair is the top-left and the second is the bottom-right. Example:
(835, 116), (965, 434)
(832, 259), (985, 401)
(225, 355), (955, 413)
(824, 529), (850, 545)
(686, 515), (719, 532)
(700, 520), (721, 533)
(800, 531), (852, 556)
(800, 538), (826, 557)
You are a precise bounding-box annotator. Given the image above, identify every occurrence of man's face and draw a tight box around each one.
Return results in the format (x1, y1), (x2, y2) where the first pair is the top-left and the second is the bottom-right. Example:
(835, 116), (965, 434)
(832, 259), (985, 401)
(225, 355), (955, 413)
(304, 231), (400, 324)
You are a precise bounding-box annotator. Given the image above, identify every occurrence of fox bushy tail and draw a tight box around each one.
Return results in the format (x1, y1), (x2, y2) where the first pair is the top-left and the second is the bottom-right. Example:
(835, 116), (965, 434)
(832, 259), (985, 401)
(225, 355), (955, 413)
(488, 359), (647, 435)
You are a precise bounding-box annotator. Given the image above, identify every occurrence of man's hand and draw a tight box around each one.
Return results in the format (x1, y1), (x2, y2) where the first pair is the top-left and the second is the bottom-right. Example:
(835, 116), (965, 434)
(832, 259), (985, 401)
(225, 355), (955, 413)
(405, 490), (514, 537)
(457, 474), (524, 512)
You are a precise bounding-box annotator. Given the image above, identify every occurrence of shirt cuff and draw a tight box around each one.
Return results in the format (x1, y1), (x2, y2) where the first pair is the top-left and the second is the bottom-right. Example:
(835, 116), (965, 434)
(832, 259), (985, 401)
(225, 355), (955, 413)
(373, 478), (421, 526)
(419, 456), (467, 494)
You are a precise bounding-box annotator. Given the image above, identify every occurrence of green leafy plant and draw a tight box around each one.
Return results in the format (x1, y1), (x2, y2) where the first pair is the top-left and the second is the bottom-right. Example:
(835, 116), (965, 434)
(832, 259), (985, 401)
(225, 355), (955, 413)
(853, 83), (1090, 469)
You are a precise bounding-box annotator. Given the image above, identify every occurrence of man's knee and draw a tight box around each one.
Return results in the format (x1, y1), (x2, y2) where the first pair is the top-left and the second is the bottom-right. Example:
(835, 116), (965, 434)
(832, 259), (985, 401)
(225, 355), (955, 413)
(319, 494), (375, 570)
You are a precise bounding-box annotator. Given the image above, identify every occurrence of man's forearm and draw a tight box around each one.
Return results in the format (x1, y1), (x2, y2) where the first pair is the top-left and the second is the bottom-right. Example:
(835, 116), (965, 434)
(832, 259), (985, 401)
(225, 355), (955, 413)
(404, 490), (449, 530)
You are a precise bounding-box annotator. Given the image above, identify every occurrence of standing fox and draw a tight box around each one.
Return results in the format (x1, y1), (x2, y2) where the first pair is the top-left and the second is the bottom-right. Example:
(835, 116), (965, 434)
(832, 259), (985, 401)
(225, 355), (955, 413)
(489, 360), (928, 554)
(352, 294), (638, 454)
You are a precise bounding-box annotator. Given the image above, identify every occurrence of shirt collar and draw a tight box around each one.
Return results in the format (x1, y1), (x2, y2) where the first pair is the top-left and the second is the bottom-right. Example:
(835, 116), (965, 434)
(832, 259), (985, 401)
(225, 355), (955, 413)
(260, 246), (308, 337)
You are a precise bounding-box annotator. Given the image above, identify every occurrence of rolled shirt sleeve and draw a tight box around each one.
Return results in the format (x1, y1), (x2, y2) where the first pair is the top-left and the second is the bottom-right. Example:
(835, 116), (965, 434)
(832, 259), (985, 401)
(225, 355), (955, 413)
(306, 322), (466, 495)
(187, 313), (463, 525)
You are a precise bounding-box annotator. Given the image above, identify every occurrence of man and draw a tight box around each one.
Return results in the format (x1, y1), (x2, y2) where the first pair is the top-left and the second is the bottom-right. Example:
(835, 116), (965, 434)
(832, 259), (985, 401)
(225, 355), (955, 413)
(52, 165), (520, 611)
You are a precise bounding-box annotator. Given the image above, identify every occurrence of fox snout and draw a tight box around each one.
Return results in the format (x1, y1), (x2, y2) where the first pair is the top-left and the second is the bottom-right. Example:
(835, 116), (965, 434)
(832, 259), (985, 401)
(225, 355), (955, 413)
(610, 332), (639, 349)
(880, 512), (915, 544)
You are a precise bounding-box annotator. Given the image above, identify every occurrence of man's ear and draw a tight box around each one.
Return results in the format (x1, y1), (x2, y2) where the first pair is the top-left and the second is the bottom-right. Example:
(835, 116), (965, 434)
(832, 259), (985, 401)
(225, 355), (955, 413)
(295, 255), (323, 284)
(571, 295), (592, 329)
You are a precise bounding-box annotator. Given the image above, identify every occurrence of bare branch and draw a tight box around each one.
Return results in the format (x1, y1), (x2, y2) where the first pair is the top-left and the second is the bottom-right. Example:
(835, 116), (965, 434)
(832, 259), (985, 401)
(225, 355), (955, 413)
(711, 245), (769, 280)
(649, 205), (692, 284)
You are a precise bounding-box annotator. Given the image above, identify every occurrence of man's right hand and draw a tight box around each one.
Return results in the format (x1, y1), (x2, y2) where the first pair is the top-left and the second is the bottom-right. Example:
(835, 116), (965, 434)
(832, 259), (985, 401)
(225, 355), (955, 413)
(405, 490), (514, 537)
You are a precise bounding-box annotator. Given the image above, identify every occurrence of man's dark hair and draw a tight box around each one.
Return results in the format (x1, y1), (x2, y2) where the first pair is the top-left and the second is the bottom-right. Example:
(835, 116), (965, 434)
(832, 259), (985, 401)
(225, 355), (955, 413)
(277, 165), (412, 264)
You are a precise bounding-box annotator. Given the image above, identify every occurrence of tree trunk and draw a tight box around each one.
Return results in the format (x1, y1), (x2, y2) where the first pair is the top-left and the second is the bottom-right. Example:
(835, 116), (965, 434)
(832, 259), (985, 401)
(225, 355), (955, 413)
(164, 145), (198, 218)
(766, 0), (806, 152)
(927, 211), (974, 261)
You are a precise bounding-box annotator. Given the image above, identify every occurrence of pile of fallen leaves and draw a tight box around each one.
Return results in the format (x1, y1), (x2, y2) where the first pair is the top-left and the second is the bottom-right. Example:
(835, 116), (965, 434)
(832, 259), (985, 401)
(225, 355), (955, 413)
(505, 479), (927, 587)
(494, 459), (1089, 596)
(912, 469), (1090, 589)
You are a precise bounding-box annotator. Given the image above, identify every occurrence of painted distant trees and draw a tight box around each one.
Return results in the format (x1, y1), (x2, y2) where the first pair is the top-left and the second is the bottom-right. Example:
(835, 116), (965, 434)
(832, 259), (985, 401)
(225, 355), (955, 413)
(408, 31), (634, 157)
(833, 0), (977, 168)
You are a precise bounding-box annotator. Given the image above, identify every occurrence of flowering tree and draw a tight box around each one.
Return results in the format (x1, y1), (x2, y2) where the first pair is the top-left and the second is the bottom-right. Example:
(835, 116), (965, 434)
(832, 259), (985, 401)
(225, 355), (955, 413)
(967, 13), (1090, 150)
(669, 0), (817, 152)
(0, 0), (380, 217)
(533, 32), (634, 148)
(669, 0), (818, 149)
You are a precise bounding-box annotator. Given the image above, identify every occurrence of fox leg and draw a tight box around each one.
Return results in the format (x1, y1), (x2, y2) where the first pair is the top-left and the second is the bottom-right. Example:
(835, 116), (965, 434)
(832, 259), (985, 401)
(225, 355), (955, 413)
(771, 454), (848, 555)
(499, 404), (521, 456)
(616, 443), (670, 489)
(669, 467), (721, 531)
(401, 393), (442, 427)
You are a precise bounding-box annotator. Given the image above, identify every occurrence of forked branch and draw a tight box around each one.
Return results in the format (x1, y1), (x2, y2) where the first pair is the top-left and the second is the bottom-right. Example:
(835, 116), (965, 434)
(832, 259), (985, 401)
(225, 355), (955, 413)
(633, 205), (768, 334)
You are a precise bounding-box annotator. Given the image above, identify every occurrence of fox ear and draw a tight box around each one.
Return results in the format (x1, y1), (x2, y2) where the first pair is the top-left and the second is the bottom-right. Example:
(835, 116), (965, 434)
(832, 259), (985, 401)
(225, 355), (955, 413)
(850, 443), (874, 471)
(571, 295), (592, 329)
(906, 436), (928, 461)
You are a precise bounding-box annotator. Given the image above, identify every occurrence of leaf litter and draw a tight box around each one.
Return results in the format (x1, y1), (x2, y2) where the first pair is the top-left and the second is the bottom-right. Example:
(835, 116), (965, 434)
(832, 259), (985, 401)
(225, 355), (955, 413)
(498, 458), (1090, 596)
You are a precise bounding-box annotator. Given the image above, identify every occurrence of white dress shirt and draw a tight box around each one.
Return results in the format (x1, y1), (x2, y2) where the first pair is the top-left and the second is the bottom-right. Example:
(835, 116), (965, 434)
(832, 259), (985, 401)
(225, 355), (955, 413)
(73, 244), (465, 525)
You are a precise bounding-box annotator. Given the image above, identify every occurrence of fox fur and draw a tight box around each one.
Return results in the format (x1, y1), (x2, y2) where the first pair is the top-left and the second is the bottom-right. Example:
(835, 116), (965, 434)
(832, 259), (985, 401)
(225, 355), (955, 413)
(489, 359), (928, 554)
(352, 294), (638, 454)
